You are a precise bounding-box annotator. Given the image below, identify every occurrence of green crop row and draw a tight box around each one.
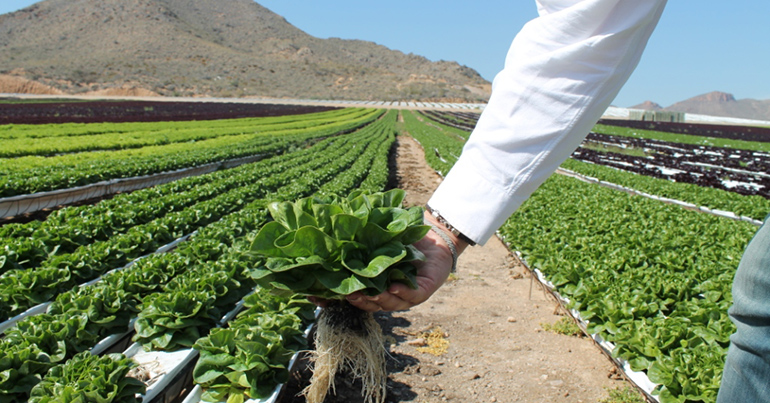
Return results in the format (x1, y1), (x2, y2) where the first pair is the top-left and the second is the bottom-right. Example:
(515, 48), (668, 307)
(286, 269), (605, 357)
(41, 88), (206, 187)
(0, 150), (296, 318)
(0, 112), (388, 320)
(0, 110), (384, 318)
(560, 159), (770, 222)
(0, 110), (400, 402)
(0, 196), (269, 402)
(399, 110), (464, 176)
(191, 290), (316, 402)
(0, 131), (348, 274)
(0, 108), (381, 196)
(498, 173), (758, 402)
(0, 107), (360, 153)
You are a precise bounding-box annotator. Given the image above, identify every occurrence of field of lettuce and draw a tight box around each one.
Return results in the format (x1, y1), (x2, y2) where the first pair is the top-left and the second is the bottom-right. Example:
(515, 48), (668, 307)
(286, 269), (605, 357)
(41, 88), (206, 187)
(421, 110), (769, 402)
(1, 102), (768, 403)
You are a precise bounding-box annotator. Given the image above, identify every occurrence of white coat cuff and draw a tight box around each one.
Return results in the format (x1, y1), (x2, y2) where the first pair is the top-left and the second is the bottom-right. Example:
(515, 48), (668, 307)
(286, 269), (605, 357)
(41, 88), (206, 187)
(427, 157), (527, 246)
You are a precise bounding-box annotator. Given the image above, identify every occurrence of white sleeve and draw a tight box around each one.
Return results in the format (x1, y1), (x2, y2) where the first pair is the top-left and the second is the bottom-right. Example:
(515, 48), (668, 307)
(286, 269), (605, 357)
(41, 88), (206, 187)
(427, 0), (667, 245)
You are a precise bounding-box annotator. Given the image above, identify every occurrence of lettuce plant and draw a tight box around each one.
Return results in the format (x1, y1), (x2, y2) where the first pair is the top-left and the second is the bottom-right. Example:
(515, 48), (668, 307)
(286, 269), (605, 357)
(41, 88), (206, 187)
(249, 189), (430, 403)
(248, 188), (429, 299)
(190, 288), (315, 403)
(193, 328), (292, 403)
(133, 291), (219, 351)
(27, 351), (144, 403)
(192, 315), (306, 403)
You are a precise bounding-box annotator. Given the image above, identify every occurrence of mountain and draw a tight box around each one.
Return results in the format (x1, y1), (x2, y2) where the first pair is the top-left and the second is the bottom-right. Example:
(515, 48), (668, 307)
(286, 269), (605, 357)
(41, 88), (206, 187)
(0, 0), (491, 102)
(630, 100), (663, 110)
(631, 91), (770, 121)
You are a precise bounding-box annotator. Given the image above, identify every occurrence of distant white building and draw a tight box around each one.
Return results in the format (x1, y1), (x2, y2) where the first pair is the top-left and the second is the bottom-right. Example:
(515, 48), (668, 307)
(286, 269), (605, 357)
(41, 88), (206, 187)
(628, 110), (685, 122)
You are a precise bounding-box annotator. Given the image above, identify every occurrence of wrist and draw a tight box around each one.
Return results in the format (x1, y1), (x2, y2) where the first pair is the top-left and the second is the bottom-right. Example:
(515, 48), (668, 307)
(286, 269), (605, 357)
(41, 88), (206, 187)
(424, 205), (475, 249)
(423, 210), (471, 256)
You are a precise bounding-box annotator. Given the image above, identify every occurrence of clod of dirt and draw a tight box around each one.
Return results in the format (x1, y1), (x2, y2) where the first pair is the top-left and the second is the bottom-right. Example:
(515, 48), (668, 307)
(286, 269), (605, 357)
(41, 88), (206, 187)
(407, 338), (427, 347)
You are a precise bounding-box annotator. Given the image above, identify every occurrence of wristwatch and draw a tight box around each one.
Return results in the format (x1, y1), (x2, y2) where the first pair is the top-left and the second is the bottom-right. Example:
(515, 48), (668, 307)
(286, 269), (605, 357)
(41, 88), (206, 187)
(425, 205), (476, 246)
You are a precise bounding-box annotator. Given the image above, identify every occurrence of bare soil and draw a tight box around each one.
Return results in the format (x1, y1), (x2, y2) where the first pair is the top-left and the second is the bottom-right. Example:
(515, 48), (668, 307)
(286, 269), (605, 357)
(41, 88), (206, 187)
(0, 74), (64, 95)
(278, 135), (642, 403)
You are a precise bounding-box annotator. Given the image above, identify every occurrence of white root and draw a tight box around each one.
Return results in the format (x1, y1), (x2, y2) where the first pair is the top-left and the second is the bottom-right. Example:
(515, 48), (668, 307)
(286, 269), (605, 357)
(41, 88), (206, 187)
(303, 302), (387, 403)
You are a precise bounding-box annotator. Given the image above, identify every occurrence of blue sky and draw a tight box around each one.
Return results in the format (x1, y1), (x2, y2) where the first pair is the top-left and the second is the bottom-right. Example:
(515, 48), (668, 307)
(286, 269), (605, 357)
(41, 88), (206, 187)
(1, 1), (768, 107)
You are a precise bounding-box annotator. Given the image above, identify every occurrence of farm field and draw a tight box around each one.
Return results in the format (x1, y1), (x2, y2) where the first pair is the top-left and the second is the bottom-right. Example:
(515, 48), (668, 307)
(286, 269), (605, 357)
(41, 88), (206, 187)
(1, 100), (768, 403)
(0, 98), (338, 124)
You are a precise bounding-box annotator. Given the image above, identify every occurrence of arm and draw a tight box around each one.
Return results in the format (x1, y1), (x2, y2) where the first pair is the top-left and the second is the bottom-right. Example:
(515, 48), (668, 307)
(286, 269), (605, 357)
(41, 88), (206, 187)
(349, 0), (667, 312)
(431, 0), (667, 245)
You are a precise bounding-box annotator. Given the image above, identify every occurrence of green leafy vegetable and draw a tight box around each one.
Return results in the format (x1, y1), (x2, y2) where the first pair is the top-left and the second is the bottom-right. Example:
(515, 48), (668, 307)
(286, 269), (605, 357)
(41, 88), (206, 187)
(249, 189), (430, 299)
(192, 288), (313, 403)
(192, 323), (303, 402)
(28, 351), (145, 403)
(133, 291), (220, 351)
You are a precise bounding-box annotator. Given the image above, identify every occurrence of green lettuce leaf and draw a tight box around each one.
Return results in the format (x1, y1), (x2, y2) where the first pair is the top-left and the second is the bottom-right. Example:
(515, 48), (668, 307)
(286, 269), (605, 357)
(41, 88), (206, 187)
(248, 190), (428, 299)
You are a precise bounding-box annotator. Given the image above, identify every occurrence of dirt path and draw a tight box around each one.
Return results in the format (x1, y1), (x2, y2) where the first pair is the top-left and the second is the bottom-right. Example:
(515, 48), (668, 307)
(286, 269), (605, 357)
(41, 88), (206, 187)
(279, 135), (637, 403)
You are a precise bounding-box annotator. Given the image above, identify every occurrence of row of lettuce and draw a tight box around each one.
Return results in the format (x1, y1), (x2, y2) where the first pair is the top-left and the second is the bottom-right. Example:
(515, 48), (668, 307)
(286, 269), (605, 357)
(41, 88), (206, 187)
(0, 108), (382, 316)
(0, 107), (358, 156)
(560, 158), (770, 222)
(399, 109), (469, 176)
(499, 174), (754, 402)
(0, 107), (378, 196)
(0, 109), (397, 402)
(415, 110), (768, 403)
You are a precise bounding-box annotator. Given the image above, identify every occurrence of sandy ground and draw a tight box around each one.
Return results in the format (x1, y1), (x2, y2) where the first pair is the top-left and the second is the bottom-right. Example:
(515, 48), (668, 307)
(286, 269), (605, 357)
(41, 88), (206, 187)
(278, 134), (641, 403)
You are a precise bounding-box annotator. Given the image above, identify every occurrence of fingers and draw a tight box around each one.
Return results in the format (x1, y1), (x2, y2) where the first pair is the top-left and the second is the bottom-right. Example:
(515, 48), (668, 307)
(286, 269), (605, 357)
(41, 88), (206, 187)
(347, 292), (392, 312)
(311, 286), (426, 313)
(346, 289), (412, 312)
(337, 221), (459, 313)
(346, 282), (430, 312)
(346, 235), (455, 312)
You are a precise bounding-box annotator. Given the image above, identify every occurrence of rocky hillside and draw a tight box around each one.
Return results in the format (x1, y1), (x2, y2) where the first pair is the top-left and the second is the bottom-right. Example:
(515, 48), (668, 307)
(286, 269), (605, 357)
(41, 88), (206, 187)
(631, 91), (770, 121)
(0, 0), (491, 102)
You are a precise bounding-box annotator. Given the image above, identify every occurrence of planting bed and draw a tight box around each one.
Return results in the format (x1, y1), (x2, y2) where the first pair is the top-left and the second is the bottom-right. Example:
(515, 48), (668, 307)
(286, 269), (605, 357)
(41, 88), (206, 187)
(597, 119), (770, 143)
(419, 110), (479, 131)
(574, 132), (770, 198)
(0, 99), (337, 124)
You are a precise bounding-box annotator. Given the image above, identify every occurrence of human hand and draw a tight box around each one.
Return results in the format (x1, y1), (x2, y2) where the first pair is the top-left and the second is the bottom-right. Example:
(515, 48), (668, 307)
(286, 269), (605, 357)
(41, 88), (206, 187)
(345, 211), (470, 312)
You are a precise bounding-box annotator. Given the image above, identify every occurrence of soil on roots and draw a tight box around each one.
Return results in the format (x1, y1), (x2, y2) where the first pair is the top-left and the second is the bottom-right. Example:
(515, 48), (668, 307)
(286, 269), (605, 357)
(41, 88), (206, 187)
(278, 134), (643, 403)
